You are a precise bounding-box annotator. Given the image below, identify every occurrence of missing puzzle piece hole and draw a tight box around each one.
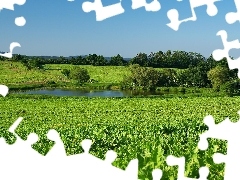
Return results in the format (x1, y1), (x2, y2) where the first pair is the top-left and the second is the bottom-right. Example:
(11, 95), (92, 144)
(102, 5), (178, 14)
(166, 9), (181, 31)
(81, 139), (92, 153)
(15, 16), (26, 26)
(203, 115), (215, 128)
(206, 2), (220, 16)
(166, 155), (184, 166)
(213, 153), (226, 164)
(47, 129), (60, 141)
(152, 169), (163, 180)
(26, 133), (38, 145)
(82, 1), (93, 13)
(225, 12), (238, 24)
(198, 166), (209, 178)
(105, 150), (117, 164)
(198, 138), (209, 151)
(0, 85), (9, 97)
(167, 9), (179, 20)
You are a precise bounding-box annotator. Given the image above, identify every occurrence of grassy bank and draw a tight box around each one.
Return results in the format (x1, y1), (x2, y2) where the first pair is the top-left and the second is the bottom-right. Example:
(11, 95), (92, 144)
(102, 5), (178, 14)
(1, 61), (190, 93)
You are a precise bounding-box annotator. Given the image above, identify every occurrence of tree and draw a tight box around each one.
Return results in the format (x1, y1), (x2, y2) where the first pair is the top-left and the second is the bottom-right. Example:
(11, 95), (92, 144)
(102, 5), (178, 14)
(150, 51), (164, 68)
(12, 54), (25, 62)
(158, 69), (178, 87)
(123, 65), (160, 90)
(207, 66), (231, 90)
(85, 54), (107, 66)
(20, 57), (43, 70)
(109, 54), (124, 66)
(96, 55), (107, 66)
(69, 67), (90, 85)
(220, 79), (240, 95)
(129, 53), (149, 67)
(177, 61), (211, 88)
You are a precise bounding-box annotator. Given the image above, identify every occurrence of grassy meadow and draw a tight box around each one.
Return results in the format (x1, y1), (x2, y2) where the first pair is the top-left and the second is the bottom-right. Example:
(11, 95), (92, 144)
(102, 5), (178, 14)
(0, 61), (237, 179)
(0, 61), (186, 91)
(0, 61), (130, 86)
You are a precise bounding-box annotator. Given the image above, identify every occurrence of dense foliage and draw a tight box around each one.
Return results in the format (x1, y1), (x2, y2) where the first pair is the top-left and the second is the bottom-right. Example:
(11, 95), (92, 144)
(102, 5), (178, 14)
(1, 50), (240, 179)
(2, 50), (238, 91)
(2, 50), (231, 69)
(121, 64), (161, 90)
(1, 95), (240, 179)
(69, 67), (90, 85)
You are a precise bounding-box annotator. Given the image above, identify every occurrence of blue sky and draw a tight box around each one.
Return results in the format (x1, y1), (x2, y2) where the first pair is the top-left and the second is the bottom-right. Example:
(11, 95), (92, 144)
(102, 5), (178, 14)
(0, 0), (239, 58)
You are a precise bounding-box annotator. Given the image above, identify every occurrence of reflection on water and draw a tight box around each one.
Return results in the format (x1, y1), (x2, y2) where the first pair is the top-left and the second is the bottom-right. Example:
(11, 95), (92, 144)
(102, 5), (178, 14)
(16, 89), (185, 97)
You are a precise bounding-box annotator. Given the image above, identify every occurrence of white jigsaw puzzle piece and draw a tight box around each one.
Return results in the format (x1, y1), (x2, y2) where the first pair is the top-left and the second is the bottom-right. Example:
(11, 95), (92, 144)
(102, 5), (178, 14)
(198, 113), (240, 180)
(0, 0), (26, 11)
(131, 0), (161, 12)
(7, 117), (41, 159)
(82, 0), (125, 21)
(0, 117), (45, 180)
(60, 139), (139, 180)
(167, 0), (221, 31)
(152, 169), (163, 180)
(45, 129), (67, 158)
(0, 85), (9, 97)
(0, 42), (21, 58)
(225, 0), (240, 24)
(0, 116), (142, 180)
(212, 30), (240, 78)
(166, 155), (209, 180)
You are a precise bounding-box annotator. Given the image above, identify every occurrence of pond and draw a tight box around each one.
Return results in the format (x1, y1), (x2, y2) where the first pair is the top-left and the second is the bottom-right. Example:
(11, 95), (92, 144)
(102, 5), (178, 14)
(15, 89), (185, 97)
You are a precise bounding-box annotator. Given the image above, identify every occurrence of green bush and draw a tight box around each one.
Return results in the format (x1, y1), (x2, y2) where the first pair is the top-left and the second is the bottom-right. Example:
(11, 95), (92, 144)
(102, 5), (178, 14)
(61, 69), (70, 77)
(46, 80), (56, 85)
(120, 75), (134, 90)
(159, 87), (169, 92)
(122, 65), (160, 90)
(220, 80), (240, 95)
(21, 59), (43, 70)
(69, 67), (90, 85)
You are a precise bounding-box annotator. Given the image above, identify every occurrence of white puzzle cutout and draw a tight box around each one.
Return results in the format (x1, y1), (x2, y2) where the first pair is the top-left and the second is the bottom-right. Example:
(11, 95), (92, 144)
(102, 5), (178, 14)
(198, 113), (240, 180)
(81, 0), (161, 22)
(0, 42), (21, 58)
(2, 0), (240, 179)
(0, 85), (9, 97)
(0, 0), (26, 58)
(1, 84), (240, 179)
(166, 0), (221, 31)
(225, 0), (240, 25)
(166, 155), (209, 180)
(212, 30), (240, 78)
(82, 0), (125, 21)
(0, 0), (26, 11)
(131, 0), (161, 12)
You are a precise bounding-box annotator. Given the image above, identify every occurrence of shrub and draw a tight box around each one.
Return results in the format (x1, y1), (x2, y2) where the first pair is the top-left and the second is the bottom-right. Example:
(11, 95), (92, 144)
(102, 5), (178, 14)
(120, 75), (134, 90)
(124, 65), (160, 90)
(61, 69), (71, 77)
(69, 67), (90, 85)
(46, 80), (56, 85)
(220, 80), (240, 95)
(207, 66), (231, 91)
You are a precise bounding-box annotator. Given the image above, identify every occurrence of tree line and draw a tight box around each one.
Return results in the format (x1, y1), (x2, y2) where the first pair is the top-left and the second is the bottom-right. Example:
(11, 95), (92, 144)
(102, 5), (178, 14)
(0, 50), (225, 69)
(1, 50), (239, 94)
(120, 62), (240, 94)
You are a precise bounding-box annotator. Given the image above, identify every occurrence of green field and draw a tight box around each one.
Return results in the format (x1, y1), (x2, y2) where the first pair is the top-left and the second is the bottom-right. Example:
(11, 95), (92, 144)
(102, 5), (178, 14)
(1, 94), (239, 179)
(0, 61), (185, 90)
(0, 61), (235, 179)
(0, 61), (131, 85)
